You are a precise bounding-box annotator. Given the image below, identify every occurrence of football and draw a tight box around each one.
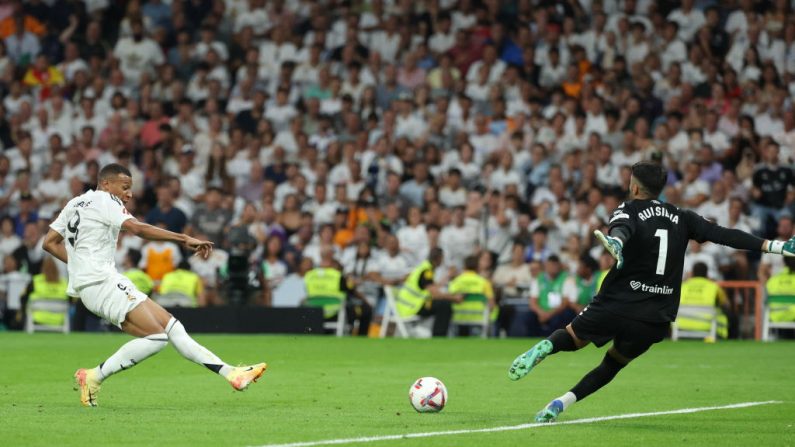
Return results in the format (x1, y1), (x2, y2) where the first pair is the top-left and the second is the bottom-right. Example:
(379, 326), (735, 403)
(409, 377), (447, 413)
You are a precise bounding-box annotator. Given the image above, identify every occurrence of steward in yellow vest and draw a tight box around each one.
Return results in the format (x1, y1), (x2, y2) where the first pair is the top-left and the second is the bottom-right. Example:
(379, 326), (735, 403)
(304, 267), (346, 318)
(397, 247), (463, 337)
(765, 257), (795, 323)
(125, 268), (154, 296)
(678, 262), (730, 339)
(303, 247), (372, 336)
(160, 261), (204, 307)
(449, 255), (496, 334)
(26, 258), (69, 327)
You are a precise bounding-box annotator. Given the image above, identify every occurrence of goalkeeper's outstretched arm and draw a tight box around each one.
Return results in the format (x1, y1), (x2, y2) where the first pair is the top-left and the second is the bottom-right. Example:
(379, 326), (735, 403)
(683, 210), (795, 256)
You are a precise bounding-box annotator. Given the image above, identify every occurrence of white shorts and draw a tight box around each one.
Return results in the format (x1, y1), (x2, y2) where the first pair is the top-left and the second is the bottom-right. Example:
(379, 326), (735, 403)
(78, 273), (149, 328)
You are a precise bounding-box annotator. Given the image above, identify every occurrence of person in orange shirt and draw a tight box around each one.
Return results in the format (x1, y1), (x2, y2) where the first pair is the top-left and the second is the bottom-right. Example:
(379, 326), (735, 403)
(23, 54), (64, 101)
(139, 223), (183, 284)
(572, 45), (592, 81)
(332, 207), (354, 249)
(0, 11), (45, 39)
(561, 63), (583, 98)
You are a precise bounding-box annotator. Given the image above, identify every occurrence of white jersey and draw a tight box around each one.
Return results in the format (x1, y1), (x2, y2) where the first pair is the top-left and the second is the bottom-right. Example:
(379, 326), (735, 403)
(50, 190), (133, 295)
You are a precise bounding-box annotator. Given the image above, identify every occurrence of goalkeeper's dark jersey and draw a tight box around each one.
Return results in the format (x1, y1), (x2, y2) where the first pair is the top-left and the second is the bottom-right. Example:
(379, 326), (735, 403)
(594, 199), (763, 323)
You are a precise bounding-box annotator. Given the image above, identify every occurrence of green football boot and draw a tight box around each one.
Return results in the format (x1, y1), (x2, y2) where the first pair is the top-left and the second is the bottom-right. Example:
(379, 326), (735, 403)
(534, 399), (564, 423)
(508, 339), (553, 381)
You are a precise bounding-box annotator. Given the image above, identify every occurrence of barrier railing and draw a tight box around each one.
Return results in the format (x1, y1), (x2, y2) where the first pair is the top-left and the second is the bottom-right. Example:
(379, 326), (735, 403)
(717, 280), (764, 341)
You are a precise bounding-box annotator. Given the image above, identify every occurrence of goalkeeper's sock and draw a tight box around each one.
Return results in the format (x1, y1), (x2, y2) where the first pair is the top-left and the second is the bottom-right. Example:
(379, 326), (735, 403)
(165, 317), (233, 377)
(555, 391), (578, 410)
(95, 333), (169, 381)
(570, 352), (626, 401)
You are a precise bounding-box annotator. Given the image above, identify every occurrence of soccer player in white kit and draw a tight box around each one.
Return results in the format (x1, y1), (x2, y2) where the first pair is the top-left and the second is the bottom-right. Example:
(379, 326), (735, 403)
(43, 164), (266, 407)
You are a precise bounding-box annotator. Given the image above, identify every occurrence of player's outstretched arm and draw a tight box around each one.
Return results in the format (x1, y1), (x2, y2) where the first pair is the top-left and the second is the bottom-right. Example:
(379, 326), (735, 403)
(43, 229), (68, 263)
(122, 219), (214, 259)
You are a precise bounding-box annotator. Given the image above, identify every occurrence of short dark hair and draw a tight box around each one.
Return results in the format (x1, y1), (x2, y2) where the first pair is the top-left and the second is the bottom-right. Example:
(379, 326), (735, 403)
(464, 255), (478, 271)
(98, 163), (131, 182)
(631, 162), (666, 197)
(692, 262), (708, 278)
(429, 247), (444, 264)
(127, 249), (142, 266)
(580, 254), (599, 273)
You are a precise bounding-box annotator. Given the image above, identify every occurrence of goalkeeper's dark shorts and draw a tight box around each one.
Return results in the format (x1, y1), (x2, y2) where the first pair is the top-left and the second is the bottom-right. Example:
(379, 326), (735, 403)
(570, 300), (669, 359)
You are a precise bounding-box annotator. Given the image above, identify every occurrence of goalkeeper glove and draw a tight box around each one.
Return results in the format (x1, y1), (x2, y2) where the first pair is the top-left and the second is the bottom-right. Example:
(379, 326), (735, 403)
(594, 229), (624, 269)
(766, 237), (795, 257)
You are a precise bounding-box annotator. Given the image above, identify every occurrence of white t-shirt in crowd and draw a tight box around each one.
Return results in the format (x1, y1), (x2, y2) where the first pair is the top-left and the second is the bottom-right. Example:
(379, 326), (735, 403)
(396, 224), (429, 266)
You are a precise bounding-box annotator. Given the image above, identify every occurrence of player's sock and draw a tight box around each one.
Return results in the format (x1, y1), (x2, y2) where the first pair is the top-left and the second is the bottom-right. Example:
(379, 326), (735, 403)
(547, 328), (577, 354)
(95, 333), (169, 381)
(569, 352), (625, 401)
(165, 317), (233, 377)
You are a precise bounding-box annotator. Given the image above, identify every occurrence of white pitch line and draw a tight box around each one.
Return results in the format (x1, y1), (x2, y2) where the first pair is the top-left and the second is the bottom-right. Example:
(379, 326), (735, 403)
(251, 400), (782, 447)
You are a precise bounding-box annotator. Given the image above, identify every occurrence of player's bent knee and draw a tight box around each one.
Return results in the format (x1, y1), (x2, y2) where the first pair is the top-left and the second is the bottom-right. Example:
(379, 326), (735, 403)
(565, 324), (589, 349)
(607, 347), (633, 366)
(144, 333), (169, 349)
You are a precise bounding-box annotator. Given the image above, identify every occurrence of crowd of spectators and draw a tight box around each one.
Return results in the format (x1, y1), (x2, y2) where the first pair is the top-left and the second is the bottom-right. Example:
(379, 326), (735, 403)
(1, 0), (794, 335)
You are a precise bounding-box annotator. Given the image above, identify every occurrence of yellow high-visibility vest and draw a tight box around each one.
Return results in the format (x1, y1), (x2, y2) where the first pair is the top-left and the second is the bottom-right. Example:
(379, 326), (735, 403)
(304, 268), (345, 318)
(766, 269), (795, 323)
(28, 274), (69, 326)
(124, 268), (154, 295)
(677, 276), (727, 338)
(449, 270), (495, 324)
(396, 261), (433, 317)
(159, 269), (201, 307)
(596, 270), (608, 292)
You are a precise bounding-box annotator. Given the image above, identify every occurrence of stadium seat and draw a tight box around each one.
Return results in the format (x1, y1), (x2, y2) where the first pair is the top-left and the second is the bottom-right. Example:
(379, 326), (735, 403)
(671, 305), (717, 341)
(271, 274), (306, 307)
(762, 294), (795, 341)
(451, 293), (490, 338)
(305, 296), (347, 337)
(379, 286), (422, 338)
(25, 299), (70, 334)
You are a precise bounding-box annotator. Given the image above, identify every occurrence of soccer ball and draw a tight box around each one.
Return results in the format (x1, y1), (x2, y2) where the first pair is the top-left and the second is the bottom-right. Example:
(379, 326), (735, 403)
(409, 377), (447, 413)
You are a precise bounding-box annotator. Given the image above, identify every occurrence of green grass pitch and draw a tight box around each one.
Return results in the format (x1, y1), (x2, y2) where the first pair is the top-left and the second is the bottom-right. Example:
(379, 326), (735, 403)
(1, 333), (793, 447)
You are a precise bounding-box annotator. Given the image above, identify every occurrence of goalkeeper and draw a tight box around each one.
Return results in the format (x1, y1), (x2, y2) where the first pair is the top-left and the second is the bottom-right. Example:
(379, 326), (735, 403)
(507, 162), (795, 422)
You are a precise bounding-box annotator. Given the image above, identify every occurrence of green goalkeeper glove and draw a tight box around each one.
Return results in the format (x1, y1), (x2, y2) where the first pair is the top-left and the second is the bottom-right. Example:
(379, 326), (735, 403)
(594, 229), (624, 269)
(766, 237), (795, 257)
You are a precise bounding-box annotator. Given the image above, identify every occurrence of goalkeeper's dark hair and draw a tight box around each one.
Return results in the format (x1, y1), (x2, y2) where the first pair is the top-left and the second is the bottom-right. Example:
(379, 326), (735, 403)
(785, 256), (795, 270)
(631, 161), (666, 198)
(99, 163), (132, 182)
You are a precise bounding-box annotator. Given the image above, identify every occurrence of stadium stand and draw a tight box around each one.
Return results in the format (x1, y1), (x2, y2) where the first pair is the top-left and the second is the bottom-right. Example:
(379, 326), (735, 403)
(0, 0), (793, 337)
